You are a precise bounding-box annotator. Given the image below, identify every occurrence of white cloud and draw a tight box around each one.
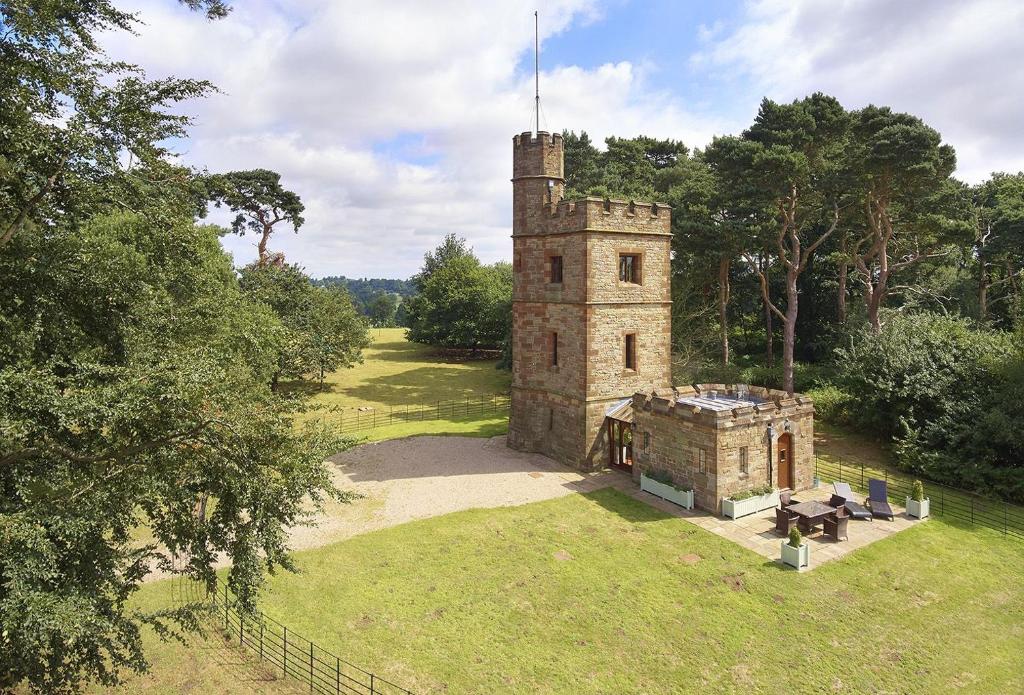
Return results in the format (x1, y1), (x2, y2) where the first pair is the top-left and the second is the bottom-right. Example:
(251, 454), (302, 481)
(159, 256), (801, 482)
(104, 0), (722, 278)
(693, 0), (1024, 184)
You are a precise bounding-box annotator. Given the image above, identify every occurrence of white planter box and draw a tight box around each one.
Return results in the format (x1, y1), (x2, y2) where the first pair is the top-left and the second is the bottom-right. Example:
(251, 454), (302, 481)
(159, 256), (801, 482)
(721, 489), (780, 519)
(640, 473), (694, 509)
(781, 540), (809, 569)
(906, 497), (930, 519)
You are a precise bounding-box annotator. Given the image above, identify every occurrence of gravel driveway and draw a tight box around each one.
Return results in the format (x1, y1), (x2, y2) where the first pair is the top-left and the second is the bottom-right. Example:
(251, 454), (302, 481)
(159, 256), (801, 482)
(287, 435), (618, 552)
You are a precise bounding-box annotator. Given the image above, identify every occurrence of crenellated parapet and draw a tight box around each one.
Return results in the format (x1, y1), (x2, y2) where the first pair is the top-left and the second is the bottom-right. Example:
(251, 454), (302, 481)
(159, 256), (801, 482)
(512, 131), (564, 180)
(536, 196), (672, 236)
(632, 383), (814, 430)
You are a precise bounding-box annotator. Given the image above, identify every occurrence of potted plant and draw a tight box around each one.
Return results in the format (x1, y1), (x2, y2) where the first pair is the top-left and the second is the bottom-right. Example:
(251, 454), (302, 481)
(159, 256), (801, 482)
(906, 480), (929, 519)
(640, 468), (694, 509)
(721, 484), (779, 519)
(780, 526), (809, 569)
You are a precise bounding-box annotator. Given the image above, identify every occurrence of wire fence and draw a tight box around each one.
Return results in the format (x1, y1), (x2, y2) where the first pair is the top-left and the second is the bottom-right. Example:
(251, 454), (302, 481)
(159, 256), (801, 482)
(334, 394), (510, 434)
(186, 576), (415, 695)
(814, 456), (1024, 540)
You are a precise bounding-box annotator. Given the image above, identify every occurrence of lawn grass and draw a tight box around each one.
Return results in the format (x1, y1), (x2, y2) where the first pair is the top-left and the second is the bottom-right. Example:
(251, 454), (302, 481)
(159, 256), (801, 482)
(239, 489), (1024, 694)
(102, 482), (1024, 694)
(293, 327), (510, 438)
(357, 412), (508, 442)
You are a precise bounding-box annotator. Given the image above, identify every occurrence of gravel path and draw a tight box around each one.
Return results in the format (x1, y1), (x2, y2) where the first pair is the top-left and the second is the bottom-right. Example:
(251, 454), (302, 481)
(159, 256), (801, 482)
(287, 435), (618, 552)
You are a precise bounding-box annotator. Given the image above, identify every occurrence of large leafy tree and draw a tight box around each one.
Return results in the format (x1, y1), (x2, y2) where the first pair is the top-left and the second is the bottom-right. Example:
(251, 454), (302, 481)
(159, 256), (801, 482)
(406, 236), (511, 349)
(707, 94), (848, 393)
(0, 2), (357, 692)
(208, 169), (305, 266)
(974, 172), (1024, 326)
(238, 263), (369, 389)
(845, 105), (972, 331)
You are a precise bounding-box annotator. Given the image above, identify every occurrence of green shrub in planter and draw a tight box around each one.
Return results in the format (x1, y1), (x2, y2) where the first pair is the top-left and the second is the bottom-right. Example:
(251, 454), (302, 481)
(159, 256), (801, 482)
(912, 480), (925, 502)
(788, 526), (802, 549)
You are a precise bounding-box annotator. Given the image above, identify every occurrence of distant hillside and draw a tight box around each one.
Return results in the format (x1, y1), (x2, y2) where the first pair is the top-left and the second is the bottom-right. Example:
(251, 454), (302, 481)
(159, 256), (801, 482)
(314, 276), (415, 303)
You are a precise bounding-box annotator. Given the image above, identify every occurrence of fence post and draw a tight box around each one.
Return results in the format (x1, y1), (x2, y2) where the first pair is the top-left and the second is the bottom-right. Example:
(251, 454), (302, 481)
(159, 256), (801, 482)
(336, 656), (340, 694)
(283, 626), (288, 677)
(309, 642), (313, 692)
(860, 462), (864, 489)
(239, 613), (244, 646)
(259, 622), (264, 661)
(224, 583), (229, 633)
(370, 673), (376, 694)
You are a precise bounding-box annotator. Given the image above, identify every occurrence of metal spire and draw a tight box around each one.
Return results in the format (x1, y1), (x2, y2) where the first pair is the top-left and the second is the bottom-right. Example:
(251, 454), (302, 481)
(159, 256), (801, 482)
(534, 10), (540, 134)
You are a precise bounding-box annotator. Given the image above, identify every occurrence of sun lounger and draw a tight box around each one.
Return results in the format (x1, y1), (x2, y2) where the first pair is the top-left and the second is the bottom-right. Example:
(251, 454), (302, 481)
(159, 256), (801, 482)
(832, 482), (872, 520)
(867, 478), (895, 521)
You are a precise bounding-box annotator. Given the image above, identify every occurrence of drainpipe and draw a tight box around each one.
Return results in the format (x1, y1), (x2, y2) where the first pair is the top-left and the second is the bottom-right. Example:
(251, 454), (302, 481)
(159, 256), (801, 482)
(766, 423), (775, 487)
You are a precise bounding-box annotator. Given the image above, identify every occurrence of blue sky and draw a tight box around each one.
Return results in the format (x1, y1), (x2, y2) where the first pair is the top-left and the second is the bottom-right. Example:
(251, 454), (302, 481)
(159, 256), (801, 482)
(109, 0), (1024, 279)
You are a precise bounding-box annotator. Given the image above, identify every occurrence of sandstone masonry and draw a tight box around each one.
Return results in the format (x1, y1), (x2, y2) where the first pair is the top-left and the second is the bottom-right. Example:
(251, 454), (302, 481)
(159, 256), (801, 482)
(506, 130), (815, 506)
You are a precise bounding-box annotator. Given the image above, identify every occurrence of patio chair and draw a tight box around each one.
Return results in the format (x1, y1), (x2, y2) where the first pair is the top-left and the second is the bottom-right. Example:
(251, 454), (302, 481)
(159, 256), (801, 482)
(867, 478), (895, 521)
(823, 512), (849, 541)
(775, 507), (798, 535)
(779, 489), (800, 507)
(828, 494), (846, 509)
(833, 482), (872, 521)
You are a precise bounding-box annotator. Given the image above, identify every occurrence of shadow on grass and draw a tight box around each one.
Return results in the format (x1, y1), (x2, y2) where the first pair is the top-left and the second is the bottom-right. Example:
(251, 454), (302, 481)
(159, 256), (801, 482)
(580, 487), (673, 524)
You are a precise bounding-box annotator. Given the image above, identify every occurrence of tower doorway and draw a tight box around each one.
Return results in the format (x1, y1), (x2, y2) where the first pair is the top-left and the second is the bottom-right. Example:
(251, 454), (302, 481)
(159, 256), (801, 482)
(607, 418), (633, 471)
(777, 432), (793, 489)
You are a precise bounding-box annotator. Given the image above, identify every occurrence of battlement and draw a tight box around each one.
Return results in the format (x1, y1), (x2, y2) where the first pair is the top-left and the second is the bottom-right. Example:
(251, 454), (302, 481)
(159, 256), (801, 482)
(534, 196), (672, 235)
(512, 131), (564, 181)
(513, 130), (563, 148)
(632, 383), (814, 429)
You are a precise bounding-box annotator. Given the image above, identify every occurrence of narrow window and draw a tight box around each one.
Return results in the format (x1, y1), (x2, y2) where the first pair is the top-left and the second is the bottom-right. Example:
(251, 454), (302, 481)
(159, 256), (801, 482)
(550, 255), (563, 284)
(618, 254), (641, 284)
(739, 446), (749, 475)
(551, 332), (559, 367)
(698, 448), (707, 474)
(643, 431), (650, 452)
(548, 407), (555, 430)
(624, 333), (637, 370)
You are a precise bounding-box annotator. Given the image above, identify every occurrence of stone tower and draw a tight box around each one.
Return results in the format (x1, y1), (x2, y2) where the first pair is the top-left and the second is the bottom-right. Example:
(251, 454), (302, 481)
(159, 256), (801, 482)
(507, 131), (673, 470)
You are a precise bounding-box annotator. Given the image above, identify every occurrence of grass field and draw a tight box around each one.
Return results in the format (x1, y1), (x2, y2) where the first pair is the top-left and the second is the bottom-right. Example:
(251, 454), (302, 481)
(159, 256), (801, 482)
(108, 488), (1024, 694)
(292, 327), (510, 438)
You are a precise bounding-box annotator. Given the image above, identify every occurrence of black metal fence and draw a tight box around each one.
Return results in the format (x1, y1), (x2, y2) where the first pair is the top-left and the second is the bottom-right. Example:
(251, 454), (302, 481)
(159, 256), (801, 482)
(814, 456), (1024, 540)
(335, 394), (509, 434)
(197, 577), (414, 695)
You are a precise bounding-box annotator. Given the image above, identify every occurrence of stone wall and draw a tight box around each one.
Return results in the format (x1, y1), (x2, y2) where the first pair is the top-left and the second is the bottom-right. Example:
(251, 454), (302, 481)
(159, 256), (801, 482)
(632, 385), (815, 513)
(509, 129), (674, 472)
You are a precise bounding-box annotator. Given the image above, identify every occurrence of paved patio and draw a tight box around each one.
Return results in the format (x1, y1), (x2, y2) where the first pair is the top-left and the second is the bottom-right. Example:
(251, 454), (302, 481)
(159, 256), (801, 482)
(615, 478), (923, 571)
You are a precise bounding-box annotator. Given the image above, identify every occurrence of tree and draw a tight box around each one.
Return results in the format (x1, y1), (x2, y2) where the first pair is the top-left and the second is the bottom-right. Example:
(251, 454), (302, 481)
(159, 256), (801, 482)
(0, 3), (359, 690)
(845, 105), (971, 332)
(301, 287), (370, 388)
(208, 169), (305, 266)
(238, 264), (368, 388)
(367, 292), (399, 327)
(974, 173), (1024, 326)
(406, 237), (511, 349)
(1, 213), (353, 692)
(0, 1), (224, 250)
(707, 95), (848, 393)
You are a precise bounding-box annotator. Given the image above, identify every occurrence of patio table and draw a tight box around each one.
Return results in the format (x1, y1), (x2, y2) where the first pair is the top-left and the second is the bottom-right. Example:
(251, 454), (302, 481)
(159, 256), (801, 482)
(786, 500), (835, 534)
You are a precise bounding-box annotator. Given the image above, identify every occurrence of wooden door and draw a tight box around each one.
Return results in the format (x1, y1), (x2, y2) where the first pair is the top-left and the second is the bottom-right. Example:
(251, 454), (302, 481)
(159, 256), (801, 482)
(607, 419), (633, 471)
(777, 433), (792, 489)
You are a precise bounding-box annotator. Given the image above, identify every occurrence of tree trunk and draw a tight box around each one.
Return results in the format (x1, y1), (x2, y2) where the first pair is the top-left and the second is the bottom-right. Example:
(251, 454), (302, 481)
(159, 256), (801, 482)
(837, 236), (848, 323)
(761, 253), (774, 365)
(979, 261), (989, 322)
(257, 224), (272, 266)
(718, 256), (730, 365)
(782, 271), (798, 395)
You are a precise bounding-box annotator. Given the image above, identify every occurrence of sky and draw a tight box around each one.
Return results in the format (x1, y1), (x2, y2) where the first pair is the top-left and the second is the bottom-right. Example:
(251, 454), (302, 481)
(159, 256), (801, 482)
(107, 0), (1024, 279)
